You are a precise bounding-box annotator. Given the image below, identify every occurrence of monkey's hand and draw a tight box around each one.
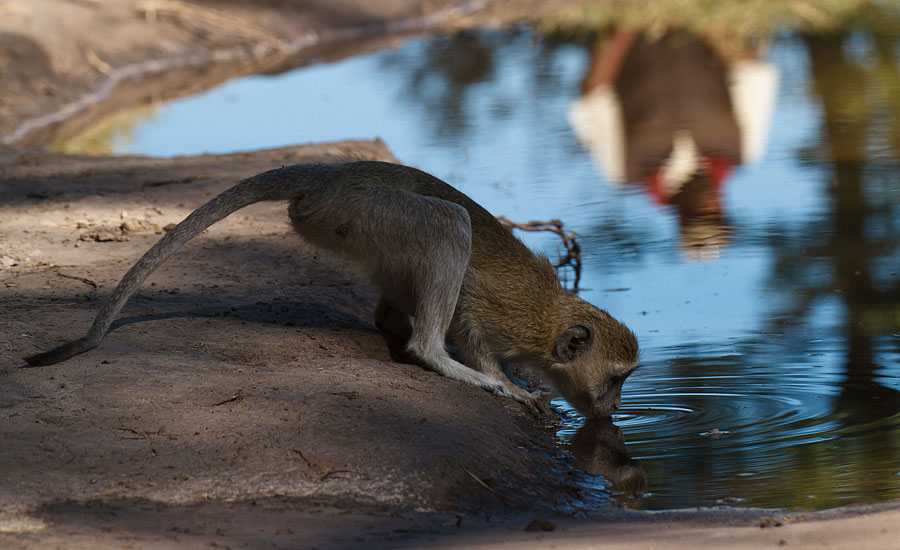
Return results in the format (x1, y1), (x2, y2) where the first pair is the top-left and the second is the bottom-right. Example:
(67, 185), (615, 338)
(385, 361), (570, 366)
(507, 385), (551, 417)
(467, 371), (548, 416)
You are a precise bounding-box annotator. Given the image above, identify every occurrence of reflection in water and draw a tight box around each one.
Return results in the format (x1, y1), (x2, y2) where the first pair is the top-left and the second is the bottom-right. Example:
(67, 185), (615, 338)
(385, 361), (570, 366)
(566, 417), (648, 503)
(49, 104), (160, 155)
(378, 30), (495, 141)
(557, 13), (898, 509)
(45, 7), (900, 513)
(786, 33), (900, 427)
(569, 29), (778, 255)
(559, 346), (900, 511)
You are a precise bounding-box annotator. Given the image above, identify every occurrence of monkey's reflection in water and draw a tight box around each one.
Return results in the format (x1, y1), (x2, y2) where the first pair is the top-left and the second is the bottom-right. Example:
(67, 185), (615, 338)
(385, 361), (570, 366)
(567, 417), (648, 502)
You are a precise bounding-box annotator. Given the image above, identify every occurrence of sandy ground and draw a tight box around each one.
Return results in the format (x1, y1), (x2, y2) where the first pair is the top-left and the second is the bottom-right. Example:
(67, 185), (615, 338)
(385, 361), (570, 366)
(2, 142), (899, 550)
(2, 1), (900, 549)
(0, 141), (587, 547)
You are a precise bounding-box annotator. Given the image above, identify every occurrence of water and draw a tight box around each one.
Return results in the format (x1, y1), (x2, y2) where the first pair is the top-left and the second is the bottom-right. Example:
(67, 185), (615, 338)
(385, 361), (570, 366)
(54, 24), (900, 511)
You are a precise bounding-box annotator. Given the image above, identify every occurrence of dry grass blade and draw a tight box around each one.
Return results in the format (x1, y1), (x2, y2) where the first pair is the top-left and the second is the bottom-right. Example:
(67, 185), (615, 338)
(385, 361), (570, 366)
(461, 466), (509, 504)
(84, 48), (114, 76)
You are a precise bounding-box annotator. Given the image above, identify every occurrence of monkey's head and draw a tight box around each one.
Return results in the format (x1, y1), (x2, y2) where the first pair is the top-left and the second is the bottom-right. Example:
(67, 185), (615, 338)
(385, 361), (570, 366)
(545, 303), (638, 418)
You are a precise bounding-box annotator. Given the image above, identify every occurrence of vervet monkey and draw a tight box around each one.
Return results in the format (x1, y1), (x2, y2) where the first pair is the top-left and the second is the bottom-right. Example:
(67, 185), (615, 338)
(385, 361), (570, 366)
(25, 161), (638, 416)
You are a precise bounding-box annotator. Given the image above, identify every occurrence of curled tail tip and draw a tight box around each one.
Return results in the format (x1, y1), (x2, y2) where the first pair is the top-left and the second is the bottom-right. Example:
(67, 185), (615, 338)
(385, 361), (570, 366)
(23, 339), (95, 367)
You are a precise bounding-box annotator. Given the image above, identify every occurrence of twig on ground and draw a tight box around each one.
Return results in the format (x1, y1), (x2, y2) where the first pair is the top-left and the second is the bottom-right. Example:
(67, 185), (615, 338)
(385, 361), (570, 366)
(317, 469), (351, 481)
(115, 426), (149, 439)
(291, 448), (314, 469)
(56, 272), (100, 300)
(212, 390), (244, 407)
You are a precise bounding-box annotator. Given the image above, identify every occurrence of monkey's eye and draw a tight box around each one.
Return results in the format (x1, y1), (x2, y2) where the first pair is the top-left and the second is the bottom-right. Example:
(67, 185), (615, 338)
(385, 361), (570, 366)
(615, 363), (640, 377)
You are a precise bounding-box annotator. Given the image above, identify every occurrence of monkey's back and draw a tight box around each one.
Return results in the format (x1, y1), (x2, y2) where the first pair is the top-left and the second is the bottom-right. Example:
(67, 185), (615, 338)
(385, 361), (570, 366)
(334, 162), (546, 270)
(334, 161), (566, 355)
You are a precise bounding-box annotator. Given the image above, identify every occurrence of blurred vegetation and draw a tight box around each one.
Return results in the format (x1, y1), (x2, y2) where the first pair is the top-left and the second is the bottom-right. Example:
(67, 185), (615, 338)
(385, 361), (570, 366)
(773, 30), (900, 337)
(541, 0), (900, 39)
(49, 104), (158, 155)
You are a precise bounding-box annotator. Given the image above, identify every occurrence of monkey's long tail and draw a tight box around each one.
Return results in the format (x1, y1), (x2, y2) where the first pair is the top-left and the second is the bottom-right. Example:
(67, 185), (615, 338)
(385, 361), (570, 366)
(24, 165), (320, 367)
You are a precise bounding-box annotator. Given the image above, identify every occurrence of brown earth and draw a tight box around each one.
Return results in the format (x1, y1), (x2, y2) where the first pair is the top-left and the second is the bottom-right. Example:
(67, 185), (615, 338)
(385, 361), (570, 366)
(2, 1), (900, 549)
(2, 141), (898, 550)
(0, 141), (589, 546)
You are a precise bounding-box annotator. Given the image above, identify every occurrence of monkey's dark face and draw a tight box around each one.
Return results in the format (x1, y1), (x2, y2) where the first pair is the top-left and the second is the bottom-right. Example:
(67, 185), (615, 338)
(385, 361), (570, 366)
(559, 371), (634, 417)
(548, 309), (639, 418)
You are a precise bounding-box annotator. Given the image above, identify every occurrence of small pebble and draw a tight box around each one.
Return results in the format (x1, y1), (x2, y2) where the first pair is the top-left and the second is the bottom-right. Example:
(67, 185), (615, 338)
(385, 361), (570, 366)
(758, 516), (783, 528)
(524, 519), (556, 532)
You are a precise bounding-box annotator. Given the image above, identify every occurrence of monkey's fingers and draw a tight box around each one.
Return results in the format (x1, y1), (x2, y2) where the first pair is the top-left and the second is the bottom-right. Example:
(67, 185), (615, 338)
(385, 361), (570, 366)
(24, 337), (97, 367)
(533, 397), (552, 416)
(508, 386), (550, 417)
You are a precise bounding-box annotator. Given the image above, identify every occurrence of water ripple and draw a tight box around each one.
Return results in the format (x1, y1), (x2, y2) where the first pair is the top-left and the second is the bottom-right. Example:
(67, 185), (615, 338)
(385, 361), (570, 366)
(557, 363), (900, 511)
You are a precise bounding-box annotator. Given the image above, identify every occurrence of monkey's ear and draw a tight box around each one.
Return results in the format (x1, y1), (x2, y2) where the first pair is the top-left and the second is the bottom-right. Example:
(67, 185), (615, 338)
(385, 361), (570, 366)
(555, 324), (593, 362)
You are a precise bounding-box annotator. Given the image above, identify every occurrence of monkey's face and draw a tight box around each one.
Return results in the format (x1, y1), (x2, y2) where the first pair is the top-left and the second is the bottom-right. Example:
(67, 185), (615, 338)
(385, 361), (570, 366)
(547, 309), (639, 418)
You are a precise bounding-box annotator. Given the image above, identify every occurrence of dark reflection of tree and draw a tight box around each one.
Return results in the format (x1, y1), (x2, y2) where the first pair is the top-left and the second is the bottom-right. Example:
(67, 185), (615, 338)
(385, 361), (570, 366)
(773, 32), (900, 427)
(376, 27), (587, 148)
(377, 29), (494, 140)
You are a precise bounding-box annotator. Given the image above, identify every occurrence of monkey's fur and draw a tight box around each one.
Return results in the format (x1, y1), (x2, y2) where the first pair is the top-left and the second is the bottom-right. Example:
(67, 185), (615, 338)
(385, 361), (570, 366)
(25, 161), (638, 416)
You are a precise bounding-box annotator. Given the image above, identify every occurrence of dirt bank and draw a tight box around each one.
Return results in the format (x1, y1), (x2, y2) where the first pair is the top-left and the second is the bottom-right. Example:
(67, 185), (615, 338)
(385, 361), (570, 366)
(0, 140), (591, 543)
(0, 0), (474, 147)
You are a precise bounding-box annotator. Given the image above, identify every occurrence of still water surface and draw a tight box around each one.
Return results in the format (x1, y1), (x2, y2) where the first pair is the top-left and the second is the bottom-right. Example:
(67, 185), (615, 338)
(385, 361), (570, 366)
(60, 25), (900, 511)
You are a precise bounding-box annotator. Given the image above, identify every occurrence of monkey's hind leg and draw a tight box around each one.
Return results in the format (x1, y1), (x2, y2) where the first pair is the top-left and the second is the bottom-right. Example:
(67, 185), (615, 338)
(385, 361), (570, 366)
(406, 311), (514, 400)
(374, 297), (415, 362)
(289, 183), (513, 400)
(374, 298), (413, 343)
(390, 202), (513, 400)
